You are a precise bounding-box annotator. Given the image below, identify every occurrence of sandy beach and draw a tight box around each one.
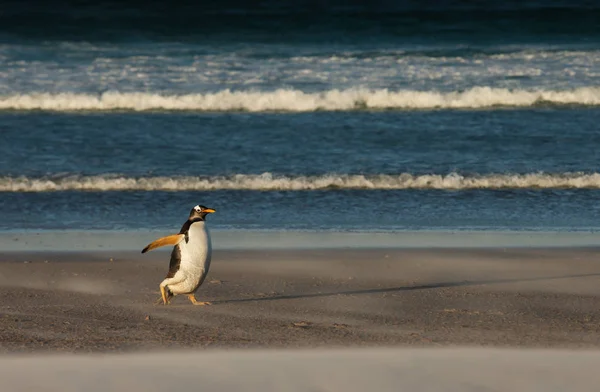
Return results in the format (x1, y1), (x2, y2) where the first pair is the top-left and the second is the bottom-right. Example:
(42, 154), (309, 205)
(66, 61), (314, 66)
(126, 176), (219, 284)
(4, 245), (600, 391)
(2, 246), (600, 352)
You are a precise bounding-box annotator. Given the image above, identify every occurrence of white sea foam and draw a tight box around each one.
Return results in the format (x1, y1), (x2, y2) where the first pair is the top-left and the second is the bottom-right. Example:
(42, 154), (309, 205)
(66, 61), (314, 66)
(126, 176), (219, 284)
(3, 172), (600, 192)
(1, 86), (600, 112)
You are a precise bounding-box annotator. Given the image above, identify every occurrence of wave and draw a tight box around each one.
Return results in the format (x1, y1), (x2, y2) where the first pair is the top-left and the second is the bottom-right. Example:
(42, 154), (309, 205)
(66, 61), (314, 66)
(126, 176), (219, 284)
(4, 173), (600, 192)
(2, 87), (600, 112)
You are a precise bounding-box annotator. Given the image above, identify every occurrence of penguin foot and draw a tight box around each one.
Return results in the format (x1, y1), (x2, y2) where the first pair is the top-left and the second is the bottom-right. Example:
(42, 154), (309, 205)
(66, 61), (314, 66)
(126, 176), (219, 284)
(187, 294), (211, 306)
(159, 285), (172, 305)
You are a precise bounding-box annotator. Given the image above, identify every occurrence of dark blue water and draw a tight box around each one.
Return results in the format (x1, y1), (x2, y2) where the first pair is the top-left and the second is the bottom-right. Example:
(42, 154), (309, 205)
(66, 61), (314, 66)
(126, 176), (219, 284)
(1, 1), (599, 232)
(3, 1), (600, 44)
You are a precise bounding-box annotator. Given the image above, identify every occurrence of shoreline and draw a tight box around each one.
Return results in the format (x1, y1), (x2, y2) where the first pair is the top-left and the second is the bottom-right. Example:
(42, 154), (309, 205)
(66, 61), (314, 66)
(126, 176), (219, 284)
(3, 229), (600, 252)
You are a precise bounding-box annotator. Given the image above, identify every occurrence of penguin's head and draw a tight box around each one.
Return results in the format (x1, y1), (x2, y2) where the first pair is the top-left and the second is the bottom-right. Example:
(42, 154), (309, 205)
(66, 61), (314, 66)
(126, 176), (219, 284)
(189, 204), (216, 221)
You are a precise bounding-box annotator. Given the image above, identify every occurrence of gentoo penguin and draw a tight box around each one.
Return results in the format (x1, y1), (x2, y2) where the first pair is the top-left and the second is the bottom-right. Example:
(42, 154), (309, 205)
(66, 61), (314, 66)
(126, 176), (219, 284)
(141, 205), (215, 305)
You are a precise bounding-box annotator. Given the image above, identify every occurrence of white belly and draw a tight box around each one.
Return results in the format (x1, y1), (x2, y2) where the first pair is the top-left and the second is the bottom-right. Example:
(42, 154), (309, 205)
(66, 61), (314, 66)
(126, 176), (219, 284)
(169, 222), (212, 294)
(180, 222), (212, 271)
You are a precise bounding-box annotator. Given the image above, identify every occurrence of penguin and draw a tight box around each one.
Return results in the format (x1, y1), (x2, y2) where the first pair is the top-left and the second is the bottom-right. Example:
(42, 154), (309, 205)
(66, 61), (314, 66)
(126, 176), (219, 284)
(141, 205), (216, 305)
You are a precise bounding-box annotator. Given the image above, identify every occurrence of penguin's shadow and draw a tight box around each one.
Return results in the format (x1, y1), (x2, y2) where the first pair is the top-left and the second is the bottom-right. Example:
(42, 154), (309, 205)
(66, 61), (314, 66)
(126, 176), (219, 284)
(214, 272), (600, 304)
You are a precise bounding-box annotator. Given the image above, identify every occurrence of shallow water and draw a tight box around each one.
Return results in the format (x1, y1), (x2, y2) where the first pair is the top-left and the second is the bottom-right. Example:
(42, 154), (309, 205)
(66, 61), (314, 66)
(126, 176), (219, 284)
(3, 230), (600, 252)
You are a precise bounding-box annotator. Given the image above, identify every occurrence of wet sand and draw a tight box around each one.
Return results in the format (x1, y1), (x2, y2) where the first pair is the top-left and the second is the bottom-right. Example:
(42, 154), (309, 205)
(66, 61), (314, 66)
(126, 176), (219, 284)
(1, 247), (600, 352)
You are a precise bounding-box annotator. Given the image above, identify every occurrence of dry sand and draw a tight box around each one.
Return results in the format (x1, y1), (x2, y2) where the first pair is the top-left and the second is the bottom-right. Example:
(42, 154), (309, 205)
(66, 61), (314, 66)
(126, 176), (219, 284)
(1, 247), (600, 352)
(3, 348), (600, 392)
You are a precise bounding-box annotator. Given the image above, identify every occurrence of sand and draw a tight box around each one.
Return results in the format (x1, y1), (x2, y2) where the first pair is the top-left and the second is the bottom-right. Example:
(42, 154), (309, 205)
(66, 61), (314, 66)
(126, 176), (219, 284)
(1, 247), (600, 352)
(3, 246), (600, 390)
(3, 348), (600, 392)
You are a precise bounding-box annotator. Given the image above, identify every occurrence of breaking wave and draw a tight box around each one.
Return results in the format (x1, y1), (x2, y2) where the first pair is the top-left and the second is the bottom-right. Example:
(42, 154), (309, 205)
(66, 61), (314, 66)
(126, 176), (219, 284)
(2, 87), (600, 112)
(4, 172), (600, 192)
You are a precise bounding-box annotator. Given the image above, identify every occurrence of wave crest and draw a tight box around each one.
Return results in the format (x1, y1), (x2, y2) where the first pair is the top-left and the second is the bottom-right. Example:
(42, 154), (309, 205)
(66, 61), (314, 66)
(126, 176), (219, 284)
(3, 173), (600, 192)
(2, 87), (600, 112)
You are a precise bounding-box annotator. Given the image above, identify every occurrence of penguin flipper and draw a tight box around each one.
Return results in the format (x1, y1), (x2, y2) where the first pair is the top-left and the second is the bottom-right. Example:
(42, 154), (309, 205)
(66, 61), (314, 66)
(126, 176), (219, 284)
(141, 234), (184, 254)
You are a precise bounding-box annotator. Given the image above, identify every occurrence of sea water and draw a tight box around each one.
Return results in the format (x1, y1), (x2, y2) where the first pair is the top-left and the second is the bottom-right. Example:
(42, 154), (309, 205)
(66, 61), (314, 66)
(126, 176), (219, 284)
(2, 1), (600, 235)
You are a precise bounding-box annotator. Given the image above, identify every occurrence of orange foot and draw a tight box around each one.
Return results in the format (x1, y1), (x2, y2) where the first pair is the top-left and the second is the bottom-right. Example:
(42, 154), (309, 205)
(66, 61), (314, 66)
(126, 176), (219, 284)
(187, 294), (211, 306)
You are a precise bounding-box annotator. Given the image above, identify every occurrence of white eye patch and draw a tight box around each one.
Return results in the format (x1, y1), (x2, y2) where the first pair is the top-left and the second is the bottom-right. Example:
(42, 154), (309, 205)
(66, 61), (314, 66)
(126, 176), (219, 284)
(194, 205), (202, 212)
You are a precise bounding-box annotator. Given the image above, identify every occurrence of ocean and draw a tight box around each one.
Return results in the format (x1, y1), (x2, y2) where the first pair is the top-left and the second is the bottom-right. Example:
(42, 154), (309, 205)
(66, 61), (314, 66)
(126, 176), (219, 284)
(2, 0), (600, 234)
